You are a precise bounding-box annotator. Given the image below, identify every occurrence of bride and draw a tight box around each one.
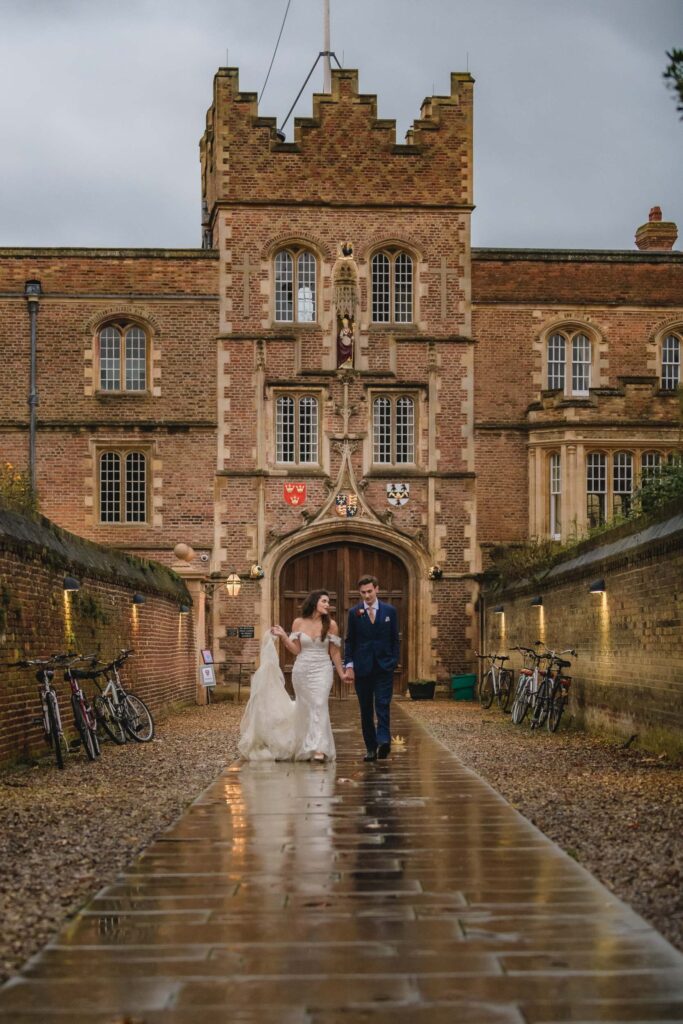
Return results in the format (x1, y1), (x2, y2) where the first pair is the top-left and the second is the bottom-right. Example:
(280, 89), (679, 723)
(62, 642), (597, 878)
(238, 590), (346, 763)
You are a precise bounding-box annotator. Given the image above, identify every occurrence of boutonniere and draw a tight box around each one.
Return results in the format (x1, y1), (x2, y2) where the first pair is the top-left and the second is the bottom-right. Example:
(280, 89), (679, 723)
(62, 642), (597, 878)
(384, 616), (390, 622)
(356, 608), (366, 617)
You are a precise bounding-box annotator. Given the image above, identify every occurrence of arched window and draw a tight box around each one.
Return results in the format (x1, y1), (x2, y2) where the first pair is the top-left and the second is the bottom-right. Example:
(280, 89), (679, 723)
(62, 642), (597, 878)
(662, 333), (681, 390)
(275, 394), (319, 464)
(586, 452), (606, 528)
(98, 323), (148, 392)
(549, 452), (561, 540)
(641, 450), (661, 482)
(372, 395), (415, 465)
(613, 451), (633, 517)
(546, 328), (592, 396)
(99, 450), (147, 523)
(274, 248), (317, 323)
(371, 250), (413, 324)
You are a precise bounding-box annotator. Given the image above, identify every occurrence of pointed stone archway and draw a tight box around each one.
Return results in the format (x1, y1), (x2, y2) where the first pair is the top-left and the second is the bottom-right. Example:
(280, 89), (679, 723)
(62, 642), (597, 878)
(278, 540), (410, 693)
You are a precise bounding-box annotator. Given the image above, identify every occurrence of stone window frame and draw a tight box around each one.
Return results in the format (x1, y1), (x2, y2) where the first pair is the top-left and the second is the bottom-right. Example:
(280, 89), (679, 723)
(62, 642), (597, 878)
(96, 444), (151, 525)
(369, 246), (416, 325)
(273, 245), (319, 324)
(273, 389), (322, 467)
(659, 329), (681, 391)
(543, 322), (599, 398)
(95, 318), (152, 395)
(548, 451), (562, 541)
(368, 389), (419, 468)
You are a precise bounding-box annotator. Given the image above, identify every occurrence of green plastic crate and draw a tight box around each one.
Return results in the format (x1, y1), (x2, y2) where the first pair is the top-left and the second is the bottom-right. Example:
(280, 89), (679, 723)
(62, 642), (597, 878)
(451, 673), (476, 700)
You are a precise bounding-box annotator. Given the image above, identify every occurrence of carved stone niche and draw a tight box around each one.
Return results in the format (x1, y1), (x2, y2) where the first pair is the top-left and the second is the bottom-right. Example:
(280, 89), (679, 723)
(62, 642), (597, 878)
(333, 262), (359, 369)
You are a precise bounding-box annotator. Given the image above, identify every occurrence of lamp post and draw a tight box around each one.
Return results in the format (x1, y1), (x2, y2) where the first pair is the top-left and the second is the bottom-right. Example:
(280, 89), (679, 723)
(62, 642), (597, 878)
(24, 280), (42, 492)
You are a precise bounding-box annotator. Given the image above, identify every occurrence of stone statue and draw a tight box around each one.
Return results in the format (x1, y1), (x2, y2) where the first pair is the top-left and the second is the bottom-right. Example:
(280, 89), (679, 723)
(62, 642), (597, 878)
(337, 316), (354, 368)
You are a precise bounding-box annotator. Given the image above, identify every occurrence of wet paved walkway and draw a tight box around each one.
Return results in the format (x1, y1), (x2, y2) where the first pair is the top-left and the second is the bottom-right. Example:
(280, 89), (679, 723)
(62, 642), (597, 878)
(2, 702), (683, 1022)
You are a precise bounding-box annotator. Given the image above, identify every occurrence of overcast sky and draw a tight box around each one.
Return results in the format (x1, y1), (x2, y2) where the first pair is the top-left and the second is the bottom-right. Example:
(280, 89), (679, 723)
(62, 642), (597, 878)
(0, 0), (681, 250)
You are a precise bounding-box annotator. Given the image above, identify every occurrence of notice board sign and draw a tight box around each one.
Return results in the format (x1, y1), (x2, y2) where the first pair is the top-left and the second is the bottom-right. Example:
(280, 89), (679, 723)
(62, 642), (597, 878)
(199, 665), (216, 688)
(238, 626), (255, 639)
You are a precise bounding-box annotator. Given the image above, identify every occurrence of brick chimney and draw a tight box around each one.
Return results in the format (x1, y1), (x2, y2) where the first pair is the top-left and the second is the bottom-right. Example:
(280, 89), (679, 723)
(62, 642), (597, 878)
(635, 207), (678, 251)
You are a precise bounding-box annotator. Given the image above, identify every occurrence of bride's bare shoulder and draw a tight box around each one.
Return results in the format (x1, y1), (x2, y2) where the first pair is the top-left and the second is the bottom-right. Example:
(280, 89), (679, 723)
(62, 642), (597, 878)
(328, 619), (340, 635)
(291, 617), (304, 630)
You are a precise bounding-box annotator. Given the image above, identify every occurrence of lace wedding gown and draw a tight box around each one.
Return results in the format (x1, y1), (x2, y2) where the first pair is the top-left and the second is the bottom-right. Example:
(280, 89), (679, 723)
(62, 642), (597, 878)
(238, 631), (338, 761)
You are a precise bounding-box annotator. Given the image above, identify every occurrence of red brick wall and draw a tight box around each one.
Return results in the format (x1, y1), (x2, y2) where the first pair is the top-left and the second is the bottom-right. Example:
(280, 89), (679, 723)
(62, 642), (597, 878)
(0, 508), (196, 765)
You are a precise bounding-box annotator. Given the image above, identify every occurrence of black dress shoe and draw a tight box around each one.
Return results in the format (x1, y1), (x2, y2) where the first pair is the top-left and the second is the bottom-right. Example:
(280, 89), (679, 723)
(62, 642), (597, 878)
(363, 751), (377, 762)
(377, 743), (391, 760)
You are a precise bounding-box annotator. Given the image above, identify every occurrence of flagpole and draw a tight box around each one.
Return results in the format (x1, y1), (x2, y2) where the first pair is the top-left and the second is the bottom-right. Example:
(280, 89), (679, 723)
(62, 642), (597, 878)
(323, 0), (331, 92)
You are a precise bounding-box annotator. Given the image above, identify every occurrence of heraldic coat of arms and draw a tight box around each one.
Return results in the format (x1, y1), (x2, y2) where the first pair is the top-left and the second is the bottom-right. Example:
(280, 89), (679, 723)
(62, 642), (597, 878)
(284, 483), (306, 506)
(335, 493), (359, 518)
(386, 483), (410, 507)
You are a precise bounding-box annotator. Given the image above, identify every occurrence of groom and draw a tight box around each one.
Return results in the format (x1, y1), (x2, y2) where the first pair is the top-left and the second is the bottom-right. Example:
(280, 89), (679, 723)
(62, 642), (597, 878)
(344, 575), (400, 761)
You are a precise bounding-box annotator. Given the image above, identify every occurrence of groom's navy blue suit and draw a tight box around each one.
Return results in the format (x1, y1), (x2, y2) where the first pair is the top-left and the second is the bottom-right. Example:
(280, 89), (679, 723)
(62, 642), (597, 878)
(345, 601), (400, 754)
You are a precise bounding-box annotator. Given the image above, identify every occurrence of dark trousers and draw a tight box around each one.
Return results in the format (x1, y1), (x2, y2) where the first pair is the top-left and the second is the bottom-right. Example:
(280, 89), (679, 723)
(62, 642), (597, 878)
(354, 670), (394, 751)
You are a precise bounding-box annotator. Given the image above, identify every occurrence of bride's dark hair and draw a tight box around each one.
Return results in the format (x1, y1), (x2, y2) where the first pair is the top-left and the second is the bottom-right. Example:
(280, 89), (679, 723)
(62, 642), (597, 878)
(300, 589), (331, 641)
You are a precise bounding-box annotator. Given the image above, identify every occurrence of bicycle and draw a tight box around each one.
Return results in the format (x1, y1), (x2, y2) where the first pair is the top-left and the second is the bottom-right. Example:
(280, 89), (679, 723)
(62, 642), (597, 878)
(9, 655), (69, 769)
(58, 652), (101, 761)
(510, 643), (546, 725)
(530, 648), (577, 731)
(475, 651), (514, 711)
(547, 653), (575, 733)
(91, 649), (154, 743)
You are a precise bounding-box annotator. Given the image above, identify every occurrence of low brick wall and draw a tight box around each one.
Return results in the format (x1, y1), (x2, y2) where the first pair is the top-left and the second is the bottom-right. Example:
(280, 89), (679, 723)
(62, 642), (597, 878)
(484, 512), (683, 754)
(0, 503), (196, 764)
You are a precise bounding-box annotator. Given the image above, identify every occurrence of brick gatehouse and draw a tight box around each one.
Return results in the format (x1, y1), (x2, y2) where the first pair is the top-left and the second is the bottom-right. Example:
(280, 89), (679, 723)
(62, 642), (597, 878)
(1, 66), (681, 688)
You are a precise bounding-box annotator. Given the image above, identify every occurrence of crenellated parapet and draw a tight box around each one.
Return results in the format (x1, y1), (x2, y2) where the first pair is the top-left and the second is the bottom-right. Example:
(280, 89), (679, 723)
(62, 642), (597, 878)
(200, 67), (474, 219)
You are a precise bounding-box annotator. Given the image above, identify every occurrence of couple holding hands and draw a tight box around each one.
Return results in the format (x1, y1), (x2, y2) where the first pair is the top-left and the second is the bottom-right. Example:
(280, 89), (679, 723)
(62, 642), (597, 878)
(238, 576), (400, 764)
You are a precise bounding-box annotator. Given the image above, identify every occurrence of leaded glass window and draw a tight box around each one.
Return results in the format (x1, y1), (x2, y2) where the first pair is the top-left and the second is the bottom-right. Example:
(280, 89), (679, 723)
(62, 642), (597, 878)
(613, 451), (632, 517)
(99, 450), (147, 524)
(373, 395), (416, 465)
(641, 451), (661, 481)
(371, 250), (414, 324)
(586, 452), (606, 528)
(572, 333), (591, 395)
(99, 323), (148, 392)
(547, 334), (565, 391)
(275, 394), (319, 464)
(549, 452), (561, 539)
(546, 328), (593, 396)
(662, 334), (680, 391)
(274, 248), (316, 322)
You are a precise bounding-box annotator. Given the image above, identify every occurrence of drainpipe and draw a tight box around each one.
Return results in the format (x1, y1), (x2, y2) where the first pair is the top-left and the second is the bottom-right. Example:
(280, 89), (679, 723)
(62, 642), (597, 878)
(24, 280), (42, 492)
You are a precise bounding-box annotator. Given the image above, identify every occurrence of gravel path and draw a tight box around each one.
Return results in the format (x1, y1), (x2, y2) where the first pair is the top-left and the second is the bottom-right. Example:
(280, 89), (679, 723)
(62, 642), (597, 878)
(0, 701), (242, 984)
(399, 697), (683, 953)
(2, 696), (681, 987)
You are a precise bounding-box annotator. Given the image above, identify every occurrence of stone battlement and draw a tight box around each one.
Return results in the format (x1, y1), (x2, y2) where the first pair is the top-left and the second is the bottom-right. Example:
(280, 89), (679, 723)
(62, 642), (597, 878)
(200, 67), (474, 217)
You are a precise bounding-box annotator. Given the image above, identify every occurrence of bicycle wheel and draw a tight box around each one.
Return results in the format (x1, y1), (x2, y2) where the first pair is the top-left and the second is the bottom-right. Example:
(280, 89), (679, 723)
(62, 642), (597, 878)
(46, 691), (66, 770)
(548, 683), (566, 733)
(94, 695), (126, 745)
(121, 693), (154, 742)
(479, 669), (495, 709)
(71, 693), (97, 761)
(498, 669), (513, 712)
(511, 679), (531, 725)
(530, 677), (550, 729)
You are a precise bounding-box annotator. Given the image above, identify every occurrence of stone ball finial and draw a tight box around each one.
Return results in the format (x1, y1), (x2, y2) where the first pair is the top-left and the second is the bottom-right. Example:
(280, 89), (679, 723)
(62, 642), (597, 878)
(173, 542), (196, 562)
(649, 206), (662, 222)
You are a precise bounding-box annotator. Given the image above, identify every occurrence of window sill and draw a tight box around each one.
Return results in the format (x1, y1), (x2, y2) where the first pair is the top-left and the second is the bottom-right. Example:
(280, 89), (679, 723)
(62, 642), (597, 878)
(94, 390), (152, 399)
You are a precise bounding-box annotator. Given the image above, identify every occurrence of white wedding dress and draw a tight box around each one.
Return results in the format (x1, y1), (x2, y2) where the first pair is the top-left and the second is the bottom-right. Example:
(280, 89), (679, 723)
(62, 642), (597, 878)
(238, 631), (338, 761)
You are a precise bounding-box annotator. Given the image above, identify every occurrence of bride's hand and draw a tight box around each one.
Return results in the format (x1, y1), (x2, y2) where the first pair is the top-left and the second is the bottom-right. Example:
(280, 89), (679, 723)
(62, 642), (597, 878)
(270, 625), (287, 639)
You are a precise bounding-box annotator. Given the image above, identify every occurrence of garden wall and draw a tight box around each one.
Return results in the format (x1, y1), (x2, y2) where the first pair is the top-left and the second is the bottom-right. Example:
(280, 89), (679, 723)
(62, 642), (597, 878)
(484, 511), (683, 754)
(0, 502), (196, 764)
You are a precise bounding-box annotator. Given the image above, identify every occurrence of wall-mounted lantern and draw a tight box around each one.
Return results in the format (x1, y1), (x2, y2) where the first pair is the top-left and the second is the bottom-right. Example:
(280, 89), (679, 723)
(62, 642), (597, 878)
(63, 576), (80, 592)
(589, 579), (606, 594)
(179, 604), (190, 614)
(225, 573), (242, 598)
(530, 595), (543, 607)
(428, 565), (443, 581)
(493, 605), (504, 614)
(132, 593), (146, 605)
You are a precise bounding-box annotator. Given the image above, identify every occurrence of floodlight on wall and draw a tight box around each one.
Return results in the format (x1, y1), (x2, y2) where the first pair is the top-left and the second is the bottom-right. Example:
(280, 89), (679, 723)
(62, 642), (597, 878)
(530, 596), (543, 607)
(132, 593), (146, 605)
(589, 579), (606, 594)
(493, 605), (504, 614)
(179, 604), (190, 614)
(226, 573), (242, 598)
(63, 576), (80, 592)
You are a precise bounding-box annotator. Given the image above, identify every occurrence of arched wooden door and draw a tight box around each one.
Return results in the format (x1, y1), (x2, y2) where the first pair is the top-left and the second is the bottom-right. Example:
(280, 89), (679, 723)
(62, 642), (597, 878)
(279, 542), (409, 693)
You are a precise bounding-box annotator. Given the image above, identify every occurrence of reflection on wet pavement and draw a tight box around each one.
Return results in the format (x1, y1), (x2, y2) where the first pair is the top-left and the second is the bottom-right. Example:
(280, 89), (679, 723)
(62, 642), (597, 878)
(1, 701), (682, 1021)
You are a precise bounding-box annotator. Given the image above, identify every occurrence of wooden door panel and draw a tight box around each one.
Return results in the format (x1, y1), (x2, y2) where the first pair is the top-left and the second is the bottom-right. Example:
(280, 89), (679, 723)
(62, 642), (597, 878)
(279, 543), (408, 692)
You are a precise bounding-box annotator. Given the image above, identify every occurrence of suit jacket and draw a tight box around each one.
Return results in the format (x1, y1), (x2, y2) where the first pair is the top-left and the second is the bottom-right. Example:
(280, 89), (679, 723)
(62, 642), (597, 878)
(344, 600), (400, 677)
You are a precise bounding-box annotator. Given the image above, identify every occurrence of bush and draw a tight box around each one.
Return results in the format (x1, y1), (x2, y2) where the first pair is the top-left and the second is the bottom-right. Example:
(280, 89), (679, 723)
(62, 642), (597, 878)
(633, 460), (683, 516)
(0, 462), (37, 515)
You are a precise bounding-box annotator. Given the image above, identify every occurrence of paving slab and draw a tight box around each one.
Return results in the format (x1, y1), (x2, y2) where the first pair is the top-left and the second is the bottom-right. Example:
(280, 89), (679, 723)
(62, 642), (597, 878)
(1, 701), (682, 1022)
